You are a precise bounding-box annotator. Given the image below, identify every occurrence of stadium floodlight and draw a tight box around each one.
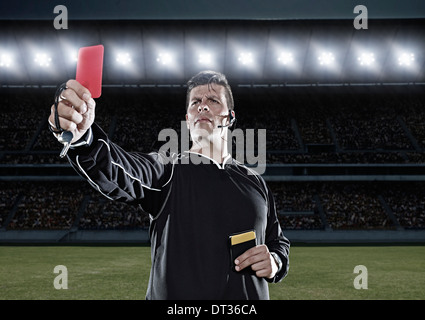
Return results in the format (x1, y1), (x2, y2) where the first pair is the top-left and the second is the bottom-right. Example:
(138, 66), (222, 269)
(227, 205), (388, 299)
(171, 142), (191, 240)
(238, 52), (254, 65)
(398, 52), (415, 67)
(70, 50), (78, 63)
(198, 52), (212, 66)
(157, 52), (173, 65)
(277, 51), (294, 65)
(357, 52), (375, 66)
(318, 51), (335, 66)
(34, 52), (52, 67)
(0, 53), (13, 68)
(116, 52), (132, 65)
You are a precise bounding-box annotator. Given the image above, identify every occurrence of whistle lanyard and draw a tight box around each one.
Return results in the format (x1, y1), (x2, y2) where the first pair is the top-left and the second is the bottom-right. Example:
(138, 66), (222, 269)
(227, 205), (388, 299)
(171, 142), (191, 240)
(48, 82), (67, 134)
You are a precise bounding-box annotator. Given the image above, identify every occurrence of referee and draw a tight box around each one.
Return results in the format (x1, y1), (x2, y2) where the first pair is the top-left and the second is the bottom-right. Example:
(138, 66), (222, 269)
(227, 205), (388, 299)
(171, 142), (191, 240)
(48, 70), (290, 300)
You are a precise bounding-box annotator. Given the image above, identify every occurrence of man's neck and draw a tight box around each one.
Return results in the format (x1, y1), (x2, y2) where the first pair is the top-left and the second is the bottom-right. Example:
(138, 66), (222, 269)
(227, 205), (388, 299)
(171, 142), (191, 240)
(189, 140), (229, 164)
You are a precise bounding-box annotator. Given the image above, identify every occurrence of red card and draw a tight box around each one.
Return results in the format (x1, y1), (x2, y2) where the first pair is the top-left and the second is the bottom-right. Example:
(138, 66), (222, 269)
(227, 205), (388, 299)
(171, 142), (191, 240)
(76, 45), (104, 98)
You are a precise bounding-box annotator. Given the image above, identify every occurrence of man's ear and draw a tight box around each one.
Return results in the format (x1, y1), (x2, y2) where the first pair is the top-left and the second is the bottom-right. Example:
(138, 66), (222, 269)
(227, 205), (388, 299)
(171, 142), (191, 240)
(231, 110), (235, 120)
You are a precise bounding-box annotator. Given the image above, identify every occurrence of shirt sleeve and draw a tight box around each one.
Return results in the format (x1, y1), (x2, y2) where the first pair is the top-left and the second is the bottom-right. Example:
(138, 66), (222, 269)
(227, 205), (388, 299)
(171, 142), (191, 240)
(66, 123), (175, 211)
(264, 182), (290, 283)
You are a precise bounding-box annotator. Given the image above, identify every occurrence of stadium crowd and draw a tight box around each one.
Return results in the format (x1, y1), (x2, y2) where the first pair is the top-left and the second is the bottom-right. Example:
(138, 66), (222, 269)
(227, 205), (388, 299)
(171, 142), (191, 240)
(1, 89), (425, 232)
(79, 191), (150, 230)
(1, 181), (424, 231)
(2, 90), (425, 164)
(6, 182), (82, 230)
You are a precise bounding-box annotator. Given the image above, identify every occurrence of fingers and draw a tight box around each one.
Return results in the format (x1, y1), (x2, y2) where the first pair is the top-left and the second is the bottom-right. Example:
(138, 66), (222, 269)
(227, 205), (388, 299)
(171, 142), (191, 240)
(66, 79), (92, 102)
(49, 112), (77, 132)
(234, 245), (274, 278)
(48, 79), (96, 143)
(62, 79), (96, 114)
(49, 103), (81, 131)
(251, 260), (273, 278)
(235, 245), (267, 271)
(60, 87), (87, 114)
(49, 79), (96, 132)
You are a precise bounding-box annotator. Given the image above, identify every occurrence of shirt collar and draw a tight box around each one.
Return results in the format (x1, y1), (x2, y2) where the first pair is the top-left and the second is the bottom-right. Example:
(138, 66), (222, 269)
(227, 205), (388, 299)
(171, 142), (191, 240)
(184, 151), (232, 170)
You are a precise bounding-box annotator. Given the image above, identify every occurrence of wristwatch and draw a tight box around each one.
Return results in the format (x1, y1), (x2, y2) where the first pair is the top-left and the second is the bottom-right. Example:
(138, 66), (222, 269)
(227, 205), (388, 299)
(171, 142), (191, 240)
(270, 252), (283, 273)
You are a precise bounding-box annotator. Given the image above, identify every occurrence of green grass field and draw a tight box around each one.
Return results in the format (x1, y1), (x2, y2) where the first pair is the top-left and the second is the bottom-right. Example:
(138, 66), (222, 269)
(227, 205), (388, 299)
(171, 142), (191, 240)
(0, 245), (424, 300)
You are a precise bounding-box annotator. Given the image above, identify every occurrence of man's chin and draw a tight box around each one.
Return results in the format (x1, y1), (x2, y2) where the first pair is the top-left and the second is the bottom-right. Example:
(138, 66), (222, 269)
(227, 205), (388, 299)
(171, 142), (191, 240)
(191, 126), (213, 137)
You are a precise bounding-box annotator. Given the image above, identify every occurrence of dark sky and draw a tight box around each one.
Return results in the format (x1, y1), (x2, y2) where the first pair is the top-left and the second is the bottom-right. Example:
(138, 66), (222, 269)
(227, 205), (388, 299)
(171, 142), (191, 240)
(1, 0), (424, 20)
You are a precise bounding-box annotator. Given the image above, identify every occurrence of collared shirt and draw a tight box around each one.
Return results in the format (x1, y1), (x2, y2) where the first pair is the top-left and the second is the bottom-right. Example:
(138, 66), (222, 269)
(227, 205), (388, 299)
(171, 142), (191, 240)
(67, 123), (290, 300)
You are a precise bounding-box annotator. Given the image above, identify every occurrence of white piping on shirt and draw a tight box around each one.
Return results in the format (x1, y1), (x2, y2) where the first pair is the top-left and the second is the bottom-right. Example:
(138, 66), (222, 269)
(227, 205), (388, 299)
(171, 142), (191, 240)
(111, 160), (162, 192)
(159, 152), (177, 188)
(99, 139), (175, 191)
(76, 136), (177, 200)
(98, 138), (110, 151)
(76, 155), (114, 200)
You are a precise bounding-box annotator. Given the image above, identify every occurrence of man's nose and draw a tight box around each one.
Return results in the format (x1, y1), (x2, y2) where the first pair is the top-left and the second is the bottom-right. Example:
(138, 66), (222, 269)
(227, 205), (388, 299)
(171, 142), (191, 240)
(197, 98), (210, 112)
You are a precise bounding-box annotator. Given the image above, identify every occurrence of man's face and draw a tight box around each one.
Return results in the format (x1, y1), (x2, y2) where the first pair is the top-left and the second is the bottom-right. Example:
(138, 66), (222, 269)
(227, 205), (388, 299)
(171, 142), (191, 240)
(185, 83), (233, 140)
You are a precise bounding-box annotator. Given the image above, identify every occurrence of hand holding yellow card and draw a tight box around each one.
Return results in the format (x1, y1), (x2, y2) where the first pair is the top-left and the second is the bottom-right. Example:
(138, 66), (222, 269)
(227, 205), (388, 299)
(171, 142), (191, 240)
(229, 230), (256, 272)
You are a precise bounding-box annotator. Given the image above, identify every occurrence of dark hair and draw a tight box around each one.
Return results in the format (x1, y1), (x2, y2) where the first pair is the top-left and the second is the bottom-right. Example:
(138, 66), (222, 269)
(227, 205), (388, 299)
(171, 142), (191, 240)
(186, 70), (234, 111)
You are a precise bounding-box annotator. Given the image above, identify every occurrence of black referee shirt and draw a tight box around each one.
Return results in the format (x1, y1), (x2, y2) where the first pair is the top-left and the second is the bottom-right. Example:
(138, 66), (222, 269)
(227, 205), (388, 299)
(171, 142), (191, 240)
(67, 123), (290, 300)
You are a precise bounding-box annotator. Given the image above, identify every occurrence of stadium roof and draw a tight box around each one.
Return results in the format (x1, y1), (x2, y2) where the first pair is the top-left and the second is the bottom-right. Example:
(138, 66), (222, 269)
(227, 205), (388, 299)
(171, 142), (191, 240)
(1, 0), (425, 20)
(0, 19), (424, 87)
